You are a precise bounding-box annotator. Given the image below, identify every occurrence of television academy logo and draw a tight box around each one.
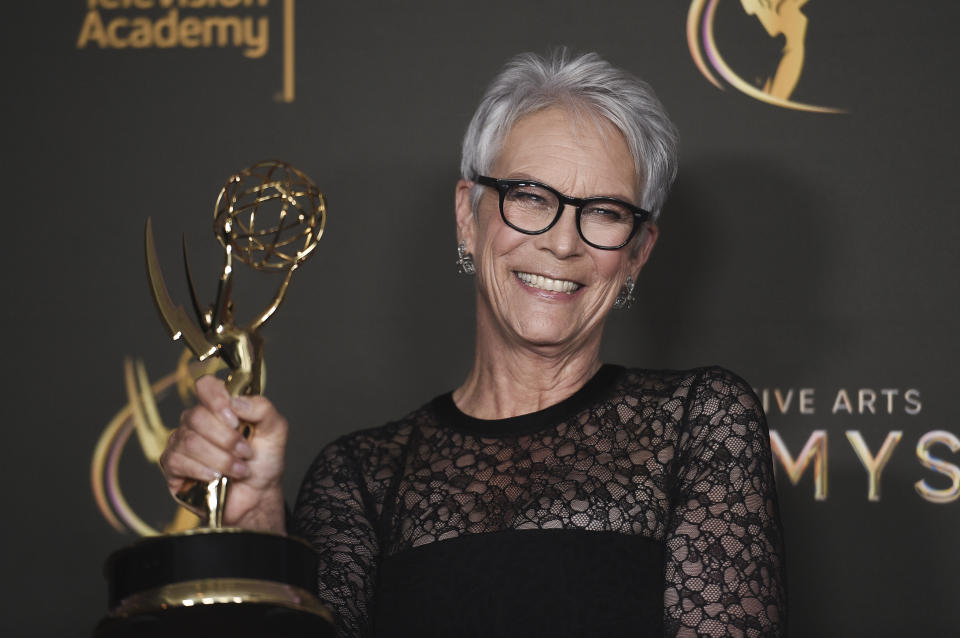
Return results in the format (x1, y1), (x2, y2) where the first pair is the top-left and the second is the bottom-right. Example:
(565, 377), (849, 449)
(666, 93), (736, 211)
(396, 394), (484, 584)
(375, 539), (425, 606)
(76, 0), (296, 102)
(686, 0), (844, 113)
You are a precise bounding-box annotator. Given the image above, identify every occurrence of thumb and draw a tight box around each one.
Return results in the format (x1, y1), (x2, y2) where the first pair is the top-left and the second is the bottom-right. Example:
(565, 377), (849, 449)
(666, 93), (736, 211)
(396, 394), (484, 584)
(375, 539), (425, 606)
(228, 395), (288, 439)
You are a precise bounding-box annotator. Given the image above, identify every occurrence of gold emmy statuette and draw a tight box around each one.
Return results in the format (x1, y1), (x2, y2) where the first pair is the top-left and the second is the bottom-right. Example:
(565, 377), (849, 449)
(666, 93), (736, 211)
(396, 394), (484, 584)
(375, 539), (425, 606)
(96, 161), (335, 638)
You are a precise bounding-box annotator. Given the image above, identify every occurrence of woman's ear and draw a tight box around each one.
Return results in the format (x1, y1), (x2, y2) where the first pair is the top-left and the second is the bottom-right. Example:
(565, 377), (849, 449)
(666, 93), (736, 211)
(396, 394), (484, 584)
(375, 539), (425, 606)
(629, 223), (659, 279)
(454, 179), (476, 250)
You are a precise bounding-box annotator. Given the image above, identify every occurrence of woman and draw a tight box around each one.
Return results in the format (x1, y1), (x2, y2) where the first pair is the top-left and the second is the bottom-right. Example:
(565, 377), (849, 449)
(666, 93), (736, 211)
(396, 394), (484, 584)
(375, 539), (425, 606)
(160, 51), (786, 637)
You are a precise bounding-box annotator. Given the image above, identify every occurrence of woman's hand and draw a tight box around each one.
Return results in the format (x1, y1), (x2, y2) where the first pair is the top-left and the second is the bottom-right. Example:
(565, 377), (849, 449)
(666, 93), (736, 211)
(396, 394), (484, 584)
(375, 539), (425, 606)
(159, 375), (288, 534)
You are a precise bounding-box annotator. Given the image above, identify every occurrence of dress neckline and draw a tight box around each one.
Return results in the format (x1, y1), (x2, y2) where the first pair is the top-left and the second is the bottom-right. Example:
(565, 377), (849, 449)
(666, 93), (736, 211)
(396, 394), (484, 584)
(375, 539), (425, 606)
(430, 364), (624, 437)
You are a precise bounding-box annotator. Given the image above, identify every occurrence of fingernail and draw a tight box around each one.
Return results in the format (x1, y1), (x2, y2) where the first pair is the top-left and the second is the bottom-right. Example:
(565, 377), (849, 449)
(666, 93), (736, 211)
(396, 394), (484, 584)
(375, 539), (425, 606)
(231, 397), (252, 412)
(231, 461), (249, 478)
(204, 468), (221, 482)
(220, 407), (239, 428)
(235, 440), (254, 458)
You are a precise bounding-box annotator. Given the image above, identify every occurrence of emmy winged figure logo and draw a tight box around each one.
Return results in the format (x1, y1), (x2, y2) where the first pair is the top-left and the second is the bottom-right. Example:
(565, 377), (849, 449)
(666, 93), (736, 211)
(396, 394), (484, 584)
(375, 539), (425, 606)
(687, 0), (845, 113)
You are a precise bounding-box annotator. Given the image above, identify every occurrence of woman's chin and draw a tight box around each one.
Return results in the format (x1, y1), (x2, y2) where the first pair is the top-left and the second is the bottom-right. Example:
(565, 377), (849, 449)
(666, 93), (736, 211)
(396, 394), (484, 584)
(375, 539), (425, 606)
(507, 318), (590, 351)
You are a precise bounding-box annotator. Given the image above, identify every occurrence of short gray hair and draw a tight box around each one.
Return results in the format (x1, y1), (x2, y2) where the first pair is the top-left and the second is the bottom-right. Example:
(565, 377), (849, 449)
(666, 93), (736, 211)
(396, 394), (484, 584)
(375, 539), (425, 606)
(460, 50), (679, 222)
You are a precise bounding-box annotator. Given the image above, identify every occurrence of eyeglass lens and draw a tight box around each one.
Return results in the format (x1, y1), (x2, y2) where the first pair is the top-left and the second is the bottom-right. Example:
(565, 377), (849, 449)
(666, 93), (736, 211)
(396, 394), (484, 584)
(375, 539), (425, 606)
(502, 183), (635, 248)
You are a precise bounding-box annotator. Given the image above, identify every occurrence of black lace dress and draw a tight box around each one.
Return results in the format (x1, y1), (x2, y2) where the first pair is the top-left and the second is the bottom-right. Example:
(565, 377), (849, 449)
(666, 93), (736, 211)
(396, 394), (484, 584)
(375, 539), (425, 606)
(293, 365), (786, 637)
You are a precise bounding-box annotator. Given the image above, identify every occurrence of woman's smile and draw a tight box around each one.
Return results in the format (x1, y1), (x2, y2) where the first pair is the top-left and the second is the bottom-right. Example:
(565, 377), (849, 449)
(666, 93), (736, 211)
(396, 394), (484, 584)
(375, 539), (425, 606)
(514, 271), (583, 295)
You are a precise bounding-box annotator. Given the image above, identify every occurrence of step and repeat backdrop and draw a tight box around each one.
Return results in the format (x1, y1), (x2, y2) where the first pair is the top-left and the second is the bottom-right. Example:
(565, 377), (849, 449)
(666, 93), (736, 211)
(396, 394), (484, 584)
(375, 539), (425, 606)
(3, 1), (958, 635)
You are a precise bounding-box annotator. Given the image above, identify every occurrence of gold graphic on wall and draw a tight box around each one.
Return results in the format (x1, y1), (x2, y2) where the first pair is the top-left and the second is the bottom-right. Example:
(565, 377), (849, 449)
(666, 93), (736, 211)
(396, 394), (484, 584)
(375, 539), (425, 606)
(687, 0), (844, 113)
(281, 0), (294, 102)
(92, 351), (220, 535)
(916, 431), (960, 503)
(770, 429), (828, 500)
(76, 0), (296, 102)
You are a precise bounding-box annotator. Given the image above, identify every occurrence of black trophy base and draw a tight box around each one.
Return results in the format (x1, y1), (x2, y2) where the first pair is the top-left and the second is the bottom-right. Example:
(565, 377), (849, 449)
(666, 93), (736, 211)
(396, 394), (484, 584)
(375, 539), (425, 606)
(92, 603), (336, 638)
(97, 528), (335, 638)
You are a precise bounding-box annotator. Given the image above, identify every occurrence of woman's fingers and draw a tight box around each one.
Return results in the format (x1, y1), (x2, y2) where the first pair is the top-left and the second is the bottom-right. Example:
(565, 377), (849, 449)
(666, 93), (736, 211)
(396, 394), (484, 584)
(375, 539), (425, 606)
(180, 401), (251, 458)
(159, 401), (251, 490)
(230, 395), (288, 437)
(195, 375), (239, 430)
(192, 375), (286, 445)
(158, 377), (289, 530)
(167, 423), (249, 479)
(159, 375), (288, 507)
(160, 442), (220, 488)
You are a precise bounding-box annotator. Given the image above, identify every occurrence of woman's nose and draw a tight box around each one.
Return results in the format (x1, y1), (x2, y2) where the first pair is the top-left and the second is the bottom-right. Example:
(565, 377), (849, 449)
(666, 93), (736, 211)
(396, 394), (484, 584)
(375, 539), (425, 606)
(536, 204), (582, 258)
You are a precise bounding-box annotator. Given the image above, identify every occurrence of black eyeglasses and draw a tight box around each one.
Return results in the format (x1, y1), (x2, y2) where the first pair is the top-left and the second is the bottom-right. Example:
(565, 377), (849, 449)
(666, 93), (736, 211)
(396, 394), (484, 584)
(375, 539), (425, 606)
(475, 175), (650, 250)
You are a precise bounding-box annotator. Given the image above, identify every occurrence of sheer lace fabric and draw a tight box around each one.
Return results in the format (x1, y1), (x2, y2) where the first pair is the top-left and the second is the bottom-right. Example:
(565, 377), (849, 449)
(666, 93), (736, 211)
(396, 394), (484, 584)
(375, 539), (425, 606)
(294, 366), (786, 637)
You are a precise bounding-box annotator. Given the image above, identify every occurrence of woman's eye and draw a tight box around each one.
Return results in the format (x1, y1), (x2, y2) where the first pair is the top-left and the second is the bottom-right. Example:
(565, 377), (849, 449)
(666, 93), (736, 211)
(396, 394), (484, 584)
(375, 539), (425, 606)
(584, 205), (628, 221)
(514, 190), (543, 202)
(508, 188), (550, 206)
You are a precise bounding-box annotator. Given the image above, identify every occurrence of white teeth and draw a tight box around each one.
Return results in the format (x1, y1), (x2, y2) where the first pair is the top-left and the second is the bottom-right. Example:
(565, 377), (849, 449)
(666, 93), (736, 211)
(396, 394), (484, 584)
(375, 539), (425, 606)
(516, 272), (581, 293)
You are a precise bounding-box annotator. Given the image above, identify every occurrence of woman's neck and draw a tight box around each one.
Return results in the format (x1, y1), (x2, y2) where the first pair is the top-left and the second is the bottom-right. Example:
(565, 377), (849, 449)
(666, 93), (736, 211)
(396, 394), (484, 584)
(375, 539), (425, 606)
(452, 337), (603, 420)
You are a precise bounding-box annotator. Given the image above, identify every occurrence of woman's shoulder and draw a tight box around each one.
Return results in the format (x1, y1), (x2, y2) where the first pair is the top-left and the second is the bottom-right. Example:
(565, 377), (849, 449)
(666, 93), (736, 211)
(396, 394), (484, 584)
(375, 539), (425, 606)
(615, 365), (756, 400)
(613, 365), (764, 437)
(625, 366), (768, 455)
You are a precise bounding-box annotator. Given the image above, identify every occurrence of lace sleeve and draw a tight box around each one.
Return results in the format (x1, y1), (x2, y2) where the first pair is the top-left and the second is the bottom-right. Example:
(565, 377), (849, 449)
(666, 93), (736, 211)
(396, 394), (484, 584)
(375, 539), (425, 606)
(663, 368), (787, 637)
(293, 437), (379, 638)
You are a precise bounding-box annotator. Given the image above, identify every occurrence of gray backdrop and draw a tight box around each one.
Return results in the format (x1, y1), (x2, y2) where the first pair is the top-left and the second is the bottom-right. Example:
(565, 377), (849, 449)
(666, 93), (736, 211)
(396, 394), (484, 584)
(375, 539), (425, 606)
(3, 1), (958, 635)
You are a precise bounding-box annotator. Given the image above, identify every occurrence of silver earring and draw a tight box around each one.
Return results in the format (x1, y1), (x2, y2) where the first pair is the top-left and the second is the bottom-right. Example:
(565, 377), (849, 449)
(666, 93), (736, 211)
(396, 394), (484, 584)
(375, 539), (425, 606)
(614, 275), (635, 310)
(456, 240), (475, 275)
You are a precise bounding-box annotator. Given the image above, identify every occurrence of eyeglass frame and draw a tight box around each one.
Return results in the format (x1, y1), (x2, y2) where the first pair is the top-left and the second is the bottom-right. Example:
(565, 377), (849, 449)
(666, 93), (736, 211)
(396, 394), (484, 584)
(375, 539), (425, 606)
(475, 175), (651, 250)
